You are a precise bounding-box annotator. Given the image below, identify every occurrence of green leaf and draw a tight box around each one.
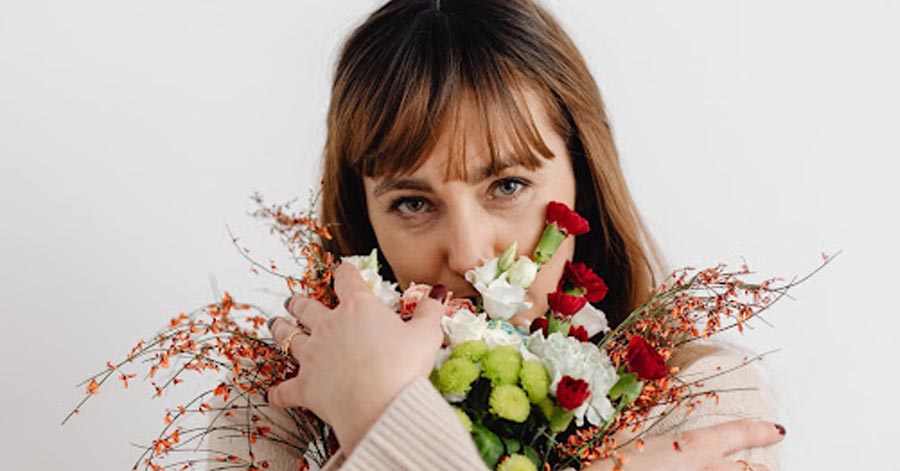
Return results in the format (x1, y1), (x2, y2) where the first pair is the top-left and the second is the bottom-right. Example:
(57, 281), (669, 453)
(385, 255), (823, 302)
(547, 316), (570, 336)
(471, 423), (504, 469)
(608, 373), (643, 405)
(523, 446), (540, 467)
(502, 436), (521, 454)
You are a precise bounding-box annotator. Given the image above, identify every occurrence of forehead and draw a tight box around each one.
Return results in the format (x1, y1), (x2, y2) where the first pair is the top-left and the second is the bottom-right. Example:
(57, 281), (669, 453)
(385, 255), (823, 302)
(370, 86), (562, 191)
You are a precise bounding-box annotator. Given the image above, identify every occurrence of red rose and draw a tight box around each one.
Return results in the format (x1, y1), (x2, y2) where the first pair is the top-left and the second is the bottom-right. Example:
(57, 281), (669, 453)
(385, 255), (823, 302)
(558, 261), (609, 303)
(546, 201), (589, 236)
(568, 325), (589, 342)
(625, 336), (668, 380)
(556, 375), (590, 411)
(530, 317), (549, 335)
(547, 290), (587, 318)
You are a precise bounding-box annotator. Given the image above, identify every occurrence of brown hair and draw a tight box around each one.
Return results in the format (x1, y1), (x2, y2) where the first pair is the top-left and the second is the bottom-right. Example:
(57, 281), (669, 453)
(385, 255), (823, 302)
(319, 0), (668, 327)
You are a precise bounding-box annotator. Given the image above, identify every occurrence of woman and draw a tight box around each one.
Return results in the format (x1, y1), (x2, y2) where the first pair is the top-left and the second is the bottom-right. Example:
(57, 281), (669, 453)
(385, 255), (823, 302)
(209, 1), (784, 469)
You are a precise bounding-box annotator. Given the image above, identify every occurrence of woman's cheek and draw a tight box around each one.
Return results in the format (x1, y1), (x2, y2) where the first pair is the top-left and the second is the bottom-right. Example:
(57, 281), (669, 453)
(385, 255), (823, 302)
(385, 234), (441, 290)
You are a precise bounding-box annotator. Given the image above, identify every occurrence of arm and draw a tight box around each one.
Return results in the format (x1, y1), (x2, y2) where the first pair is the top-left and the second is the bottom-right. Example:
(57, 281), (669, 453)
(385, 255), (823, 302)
(203, 375), (489, 471)
(202, 395), (323, 471)
(329, 375), (490, 471)
(641, 341), (782, 470)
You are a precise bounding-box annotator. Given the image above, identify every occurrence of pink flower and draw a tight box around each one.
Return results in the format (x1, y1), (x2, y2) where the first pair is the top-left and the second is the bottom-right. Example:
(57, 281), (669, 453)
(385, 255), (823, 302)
(398, 282), (476, 319)
(398, 282), (432, 319)
(445, 297), (476, 317)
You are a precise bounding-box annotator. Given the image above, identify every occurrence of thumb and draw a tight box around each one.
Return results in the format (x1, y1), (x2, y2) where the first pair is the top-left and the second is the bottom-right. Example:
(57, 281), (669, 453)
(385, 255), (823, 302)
(406, 284), (448, 338)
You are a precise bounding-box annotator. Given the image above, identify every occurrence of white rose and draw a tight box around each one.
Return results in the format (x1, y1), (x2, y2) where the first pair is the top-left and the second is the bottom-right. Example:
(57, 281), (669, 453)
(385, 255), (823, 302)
(465, 257), (532, 321)
(478, 273), (532, 321)
(465, 257), (500, 286)
(340, 249), (379, 272)
(441, 310), (489, 347)
(506, 256), (539, 289)
(340, 249), (400, 310)
(570, 303), (610, 337)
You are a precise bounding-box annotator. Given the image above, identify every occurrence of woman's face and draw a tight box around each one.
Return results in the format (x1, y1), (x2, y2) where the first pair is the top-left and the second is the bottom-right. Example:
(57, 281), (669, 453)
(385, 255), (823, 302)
(363, 90), (577, 328)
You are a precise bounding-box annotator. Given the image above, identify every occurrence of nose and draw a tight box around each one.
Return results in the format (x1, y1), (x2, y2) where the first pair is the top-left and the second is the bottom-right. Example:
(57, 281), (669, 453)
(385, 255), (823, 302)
(443, 203), (501, 284)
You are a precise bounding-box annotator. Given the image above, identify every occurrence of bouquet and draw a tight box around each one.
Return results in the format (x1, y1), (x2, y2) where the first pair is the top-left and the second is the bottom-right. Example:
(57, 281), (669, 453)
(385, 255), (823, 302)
(64, 191), (836, 471)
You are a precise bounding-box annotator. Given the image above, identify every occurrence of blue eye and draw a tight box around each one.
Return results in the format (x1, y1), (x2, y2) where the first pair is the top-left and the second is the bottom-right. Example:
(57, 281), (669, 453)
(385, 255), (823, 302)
(390, 197), (429, 215)
(491, 178), (529, 198)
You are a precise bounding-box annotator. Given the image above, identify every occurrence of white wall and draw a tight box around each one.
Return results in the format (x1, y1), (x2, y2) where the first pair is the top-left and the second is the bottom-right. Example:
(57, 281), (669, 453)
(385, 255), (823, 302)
(1, 1), (895, 469)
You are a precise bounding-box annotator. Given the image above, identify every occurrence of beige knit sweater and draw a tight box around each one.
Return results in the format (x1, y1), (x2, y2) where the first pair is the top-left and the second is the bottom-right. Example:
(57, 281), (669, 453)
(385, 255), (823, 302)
(204, 341), (780, 470)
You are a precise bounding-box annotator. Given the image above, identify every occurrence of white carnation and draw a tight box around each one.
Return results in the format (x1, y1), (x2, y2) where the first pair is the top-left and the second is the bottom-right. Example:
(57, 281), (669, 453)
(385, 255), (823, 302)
(526, 332), (618, 426)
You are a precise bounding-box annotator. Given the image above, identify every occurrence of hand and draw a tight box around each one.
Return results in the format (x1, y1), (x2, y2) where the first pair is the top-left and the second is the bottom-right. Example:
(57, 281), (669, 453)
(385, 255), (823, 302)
(583, 419), (785, 471)
(266, 262), (447, 455)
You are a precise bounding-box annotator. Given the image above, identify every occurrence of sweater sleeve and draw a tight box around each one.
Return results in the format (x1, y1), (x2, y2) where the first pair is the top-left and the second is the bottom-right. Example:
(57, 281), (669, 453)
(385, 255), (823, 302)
(332, 375), (490, 471)
(201, 394), (332, 471)
(201, 374), (487, 471)
(640, 341), (782, 470)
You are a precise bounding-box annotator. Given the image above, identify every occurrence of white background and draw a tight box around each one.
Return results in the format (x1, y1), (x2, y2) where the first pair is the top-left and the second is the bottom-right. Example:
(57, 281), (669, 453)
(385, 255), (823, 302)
(1, 0), (897, 469)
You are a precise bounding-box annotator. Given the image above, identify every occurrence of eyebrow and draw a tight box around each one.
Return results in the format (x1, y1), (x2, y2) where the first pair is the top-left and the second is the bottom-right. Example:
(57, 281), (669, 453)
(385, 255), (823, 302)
(372, 153), (545, 198)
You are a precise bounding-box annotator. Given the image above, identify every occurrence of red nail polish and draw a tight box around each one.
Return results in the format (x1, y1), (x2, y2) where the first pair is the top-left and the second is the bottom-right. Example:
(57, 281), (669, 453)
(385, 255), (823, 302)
(428, 284), (447, 303)
(283, 369), (298, 381)
(775, 424), (786, 436)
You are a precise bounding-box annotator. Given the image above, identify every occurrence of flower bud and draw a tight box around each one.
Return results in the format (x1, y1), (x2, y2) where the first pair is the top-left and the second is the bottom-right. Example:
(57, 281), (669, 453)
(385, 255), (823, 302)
(507, 256), (539, 289)
(498, 241), (517, 273)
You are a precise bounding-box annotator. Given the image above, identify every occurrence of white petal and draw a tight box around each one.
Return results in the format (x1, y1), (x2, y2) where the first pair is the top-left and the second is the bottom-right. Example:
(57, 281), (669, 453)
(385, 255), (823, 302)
(570, 303), (609, 337)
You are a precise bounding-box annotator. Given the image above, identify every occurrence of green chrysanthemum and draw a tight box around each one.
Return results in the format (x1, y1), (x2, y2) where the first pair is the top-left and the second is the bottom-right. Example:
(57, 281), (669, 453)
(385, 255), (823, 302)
(435, 358), (480, 395)
(452, 406), (473, 432)
(451, 339), (489, 363)
(536, 397), (554, 420)
(497, 454), (538, 471)
(481, 345), (522, 386)
(429, 368), (440, 388)
(519, 360), (549, 403)
(489, 384), (530, 423)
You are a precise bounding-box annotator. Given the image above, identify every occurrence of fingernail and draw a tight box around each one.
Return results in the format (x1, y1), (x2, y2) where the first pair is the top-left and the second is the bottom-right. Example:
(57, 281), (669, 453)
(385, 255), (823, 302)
(285, 367), (299, 380)
(261, 389), (269, 403)
(775, 424), (786, 436)
(266, 317), (278, 331)
(428, 284), (447, 303)
(283, 296), (292, 311)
